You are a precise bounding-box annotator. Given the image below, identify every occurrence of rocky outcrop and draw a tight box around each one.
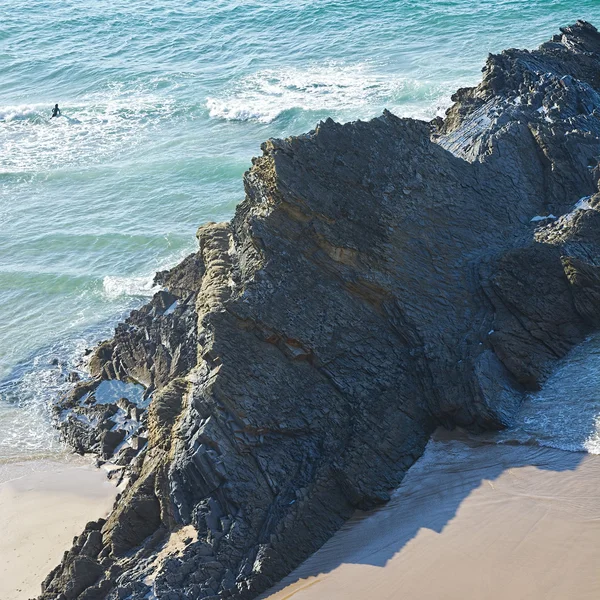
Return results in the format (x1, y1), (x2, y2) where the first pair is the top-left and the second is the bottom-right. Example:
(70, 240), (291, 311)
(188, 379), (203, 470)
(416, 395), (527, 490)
(42, 21), (600, 600)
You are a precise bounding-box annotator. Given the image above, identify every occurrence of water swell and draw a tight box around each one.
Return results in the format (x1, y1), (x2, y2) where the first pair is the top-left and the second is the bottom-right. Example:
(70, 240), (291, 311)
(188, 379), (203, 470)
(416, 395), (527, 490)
(0, 245), (191, 461)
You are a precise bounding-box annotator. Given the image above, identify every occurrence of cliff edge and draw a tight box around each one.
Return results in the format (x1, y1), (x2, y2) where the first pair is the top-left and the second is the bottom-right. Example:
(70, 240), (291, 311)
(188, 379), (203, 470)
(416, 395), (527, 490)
(40, 21), (600, 600)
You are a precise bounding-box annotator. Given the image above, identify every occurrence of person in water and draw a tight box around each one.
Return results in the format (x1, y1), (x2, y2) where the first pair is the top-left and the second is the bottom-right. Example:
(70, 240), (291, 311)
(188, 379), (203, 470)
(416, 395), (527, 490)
(51, 104), (61, 118)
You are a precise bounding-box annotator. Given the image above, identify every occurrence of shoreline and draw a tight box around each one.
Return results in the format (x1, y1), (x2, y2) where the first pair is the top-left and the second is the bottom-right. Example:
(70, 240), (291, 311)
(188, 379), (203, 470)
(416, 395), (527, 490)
(0, 455), (118, 600)
(263, 432), (600, 600)
(6, 432), (600, 600)
(10, 20), (600, 600)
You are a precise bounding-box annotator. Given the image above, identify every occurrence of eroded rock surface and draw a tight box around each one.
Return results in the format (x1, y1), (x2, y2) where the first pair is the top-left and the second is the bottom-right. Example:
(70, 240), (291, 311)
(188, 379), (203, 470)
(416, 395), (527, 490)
(42, 21), (600, 600)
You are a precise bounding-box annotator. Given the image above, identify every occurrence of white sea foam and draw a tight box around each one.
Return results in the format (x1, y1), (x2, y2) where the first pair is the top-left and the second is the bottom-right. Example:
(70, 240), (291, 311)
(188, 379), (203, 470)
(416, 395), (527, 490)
(102, 274), (159, 299)
(0, 88), (176, 173)
(102, 246), (192, 300)
(0, 105), (41, 123)
(0, 336), (93, 461)
(548, 195), (598, 228)
(206, 63), (452, 124)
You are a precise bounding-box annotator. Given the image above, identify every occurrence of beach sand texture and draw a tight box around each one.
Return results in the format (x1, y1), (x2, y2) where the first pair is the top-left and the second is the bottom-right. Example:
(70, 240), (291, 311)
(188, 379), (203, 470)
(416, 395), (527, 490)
(2, 434), (600, 599)
(0, 457), (117, 600)
(263, 434), (600, 600)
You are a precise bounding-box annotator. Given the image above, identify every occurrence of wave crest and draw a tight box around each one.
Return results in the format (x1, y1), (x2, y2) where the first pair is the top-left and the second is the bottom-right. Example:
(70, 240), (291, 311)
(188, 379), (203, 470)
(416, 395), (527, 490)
(0, 105), (41, 123)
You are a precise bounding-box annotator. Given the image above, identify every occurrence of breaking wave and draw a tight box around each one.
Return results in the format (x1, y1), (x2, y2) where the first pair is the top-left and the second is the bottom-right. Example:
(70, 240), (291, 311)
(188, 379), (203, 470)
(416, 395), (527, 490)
(102, 274), (159, 300)
(0, 105), (42, 123)
(206, 63), (453, 124)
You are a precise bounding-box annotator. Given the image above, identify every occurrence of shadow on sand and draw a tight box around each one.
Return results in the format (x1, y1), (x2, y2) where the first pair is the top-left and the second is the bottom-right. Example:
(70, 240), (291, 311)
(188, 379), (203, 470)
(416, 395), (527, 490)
(260, 427), (594, 599)
(262, 334), (600, 597)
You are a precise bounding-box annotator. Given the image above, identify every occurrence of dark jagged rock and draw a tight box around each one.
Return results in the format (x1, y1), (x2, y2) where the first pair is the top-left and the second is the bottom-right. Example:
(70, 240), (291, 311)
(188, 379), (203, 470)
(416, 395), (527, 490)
(41, 21), (600, 600)
(53, 378), (149, 472)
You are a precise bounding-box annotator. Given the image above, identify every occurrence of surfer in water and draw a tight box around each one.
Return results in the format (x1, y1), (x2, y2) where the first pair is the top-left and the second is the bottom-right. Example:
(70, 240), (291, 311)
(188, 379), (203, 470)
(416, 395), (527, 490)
(51, 104), (61, 118)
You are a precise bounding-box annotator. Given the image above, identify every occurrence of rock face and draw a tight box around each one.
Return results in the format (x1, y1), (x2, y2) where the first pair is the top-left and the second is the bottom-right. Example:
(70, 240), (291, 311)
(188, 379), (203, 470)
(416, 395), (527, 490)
(41, 21), (600, 600)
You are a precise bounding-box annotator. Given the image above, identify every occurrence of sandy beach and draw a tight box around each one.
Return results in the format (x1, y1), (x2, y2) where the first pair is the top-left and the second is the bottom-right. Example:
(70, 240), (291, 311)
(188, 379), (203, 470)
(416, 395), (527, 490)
(263, 433), (600, 600)
(0, 456), (117, 600)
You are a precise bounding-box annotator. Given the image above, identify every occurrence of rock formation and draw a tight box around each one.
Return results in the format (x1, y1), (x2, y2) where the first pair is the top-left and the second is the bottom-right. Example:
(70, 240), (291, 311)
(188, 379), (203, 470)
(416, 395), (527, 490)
(40, 21), (600, 600)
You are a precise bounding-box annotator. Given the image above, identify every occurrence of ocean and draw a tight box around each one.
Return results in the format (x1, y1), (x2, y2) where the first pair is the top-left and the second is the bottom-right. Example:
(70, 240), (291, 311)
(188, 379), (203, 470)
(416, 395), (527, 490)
(2, 0), (600, 462)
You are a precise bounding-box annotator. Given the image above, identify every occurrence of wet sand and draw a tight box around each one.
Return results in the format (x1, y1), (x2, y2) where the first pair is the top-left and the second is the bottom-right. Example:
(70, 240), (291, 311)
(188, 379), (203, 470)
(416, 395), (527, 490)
(0, 457), (117, 600)
(263, 433), (600, 600)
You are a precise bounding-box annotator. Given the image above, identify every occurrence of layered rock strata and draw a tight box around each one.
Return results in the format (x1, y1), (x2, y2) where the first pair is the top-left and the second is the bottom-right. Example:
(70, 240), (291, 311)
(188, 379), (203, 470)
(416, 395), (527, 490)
(41, 21), (600, 600)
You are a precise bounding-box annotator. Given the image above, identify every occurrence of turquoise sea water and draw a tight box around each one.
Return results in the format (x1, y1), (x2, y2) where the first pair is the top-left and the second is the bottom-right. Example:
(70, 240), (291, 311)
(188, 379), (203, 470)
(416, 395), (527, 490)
(2, 0), (600, 460)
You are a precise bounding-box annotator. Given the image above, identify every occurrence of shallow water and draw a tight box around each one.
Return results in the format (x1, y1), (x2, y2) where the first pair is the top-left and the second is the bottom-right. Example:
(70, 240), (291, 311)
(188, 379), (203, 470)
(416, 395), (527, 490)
(496, 332), (600, 455)
(2, 1), (600, 460)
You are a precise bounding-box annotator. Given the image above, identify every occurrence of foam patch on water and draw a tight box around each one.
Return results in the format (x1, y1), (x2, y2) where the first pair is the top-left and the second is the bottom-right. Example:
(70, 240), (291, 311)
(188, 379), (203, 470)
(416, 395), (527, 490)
(206, 63), (452, 124)
(103, 274), (159, 300)
(0, 336), (91, 461)
(0, 87), (176, 173)
(498, 333), (600, 454)
(102, 245), (194, 301)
